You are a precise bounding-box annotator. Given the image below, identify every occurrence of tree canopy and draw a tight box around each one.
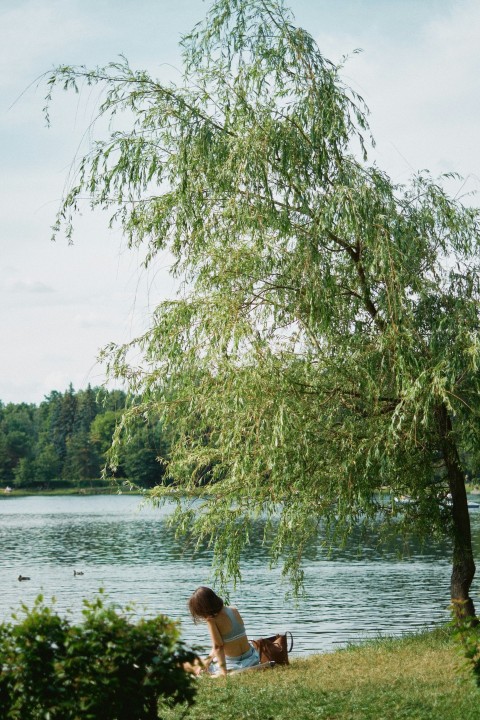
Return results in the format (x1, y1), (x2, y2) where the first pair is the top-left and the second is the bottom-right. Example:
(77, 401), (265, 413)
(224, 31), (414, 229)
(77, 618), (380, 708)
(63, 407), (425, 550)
(45, 0), (480, 610)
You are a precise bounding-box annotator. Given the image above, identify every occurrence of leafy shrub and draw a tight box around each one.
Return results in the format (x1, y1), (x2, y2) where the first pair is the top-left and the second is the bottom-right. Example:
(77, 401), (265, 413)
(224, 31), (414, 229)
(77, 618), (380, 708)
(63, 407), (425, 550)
(0, 592), (197, 719)
(450, 601), (480, 687)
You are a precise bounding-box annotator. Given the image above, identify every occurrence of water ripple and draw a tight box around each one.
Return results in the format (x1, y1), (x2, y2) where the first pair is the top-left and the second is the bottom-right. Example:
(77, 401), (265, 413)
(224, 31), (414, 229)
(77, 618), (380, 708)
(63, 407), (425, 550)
(0, 495), (478, 655)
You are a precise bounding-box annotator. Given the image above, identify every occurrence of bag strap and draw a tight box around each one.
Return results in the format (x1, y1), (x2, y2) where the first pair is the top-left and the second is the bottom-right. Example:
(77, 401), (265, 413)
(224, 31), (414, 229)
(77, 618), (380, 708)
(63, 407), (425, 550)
(286, 631), (294, 653)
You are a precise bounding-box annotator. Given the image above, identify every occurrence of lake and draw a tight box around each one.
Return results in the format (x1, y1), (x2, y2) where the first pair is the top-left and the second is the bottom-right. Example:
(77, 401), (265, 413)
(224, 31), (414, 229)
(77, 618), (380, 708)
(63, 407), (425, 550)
(1, 494), (479, 656)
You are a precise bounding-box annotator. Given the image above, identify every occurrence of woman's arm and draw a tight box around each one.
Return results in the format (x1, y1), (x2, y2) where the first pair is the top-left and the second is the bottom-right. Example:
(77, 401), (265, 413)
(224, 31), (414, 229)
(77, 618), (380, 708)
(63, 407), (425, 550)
(206, 618), (227, 676)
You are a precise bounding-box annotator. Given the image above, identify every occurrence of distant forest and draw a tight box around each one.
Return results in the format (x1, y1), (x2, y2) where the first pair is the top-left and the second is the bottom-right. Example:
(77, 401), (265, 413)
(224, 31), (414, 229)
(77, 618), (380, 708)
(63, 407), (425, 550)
(2, 385), (478, 493)
(0, 386), (167, 490)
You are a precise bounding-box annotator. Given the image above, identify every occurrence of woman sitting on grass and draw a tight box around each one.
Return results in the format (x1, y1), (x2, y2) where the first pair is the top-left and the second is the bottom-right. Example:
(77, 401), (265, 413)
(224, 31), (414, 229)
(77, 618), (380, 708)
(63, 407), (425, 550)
(188, 586), (260, 676)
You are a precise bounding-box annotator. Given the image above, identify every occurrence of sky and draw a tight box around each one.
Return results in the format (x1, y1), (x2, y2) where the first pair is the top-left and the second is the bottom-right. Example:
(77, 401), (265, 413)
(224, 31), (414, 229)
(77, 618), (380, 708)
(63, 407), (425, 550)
(1, 0), (480, 405)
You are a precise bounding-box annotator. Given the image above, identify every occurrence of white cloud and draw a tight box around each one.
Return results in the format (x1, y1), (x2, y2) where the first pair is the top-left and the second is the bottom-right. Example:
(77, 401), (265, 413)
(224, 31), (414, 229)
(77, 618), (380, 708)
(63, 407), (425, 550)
(8, 279), (55, 294)
(0, 0), (108, 94)
(74, 311), (113, 329)
(316, 0), (480, 185)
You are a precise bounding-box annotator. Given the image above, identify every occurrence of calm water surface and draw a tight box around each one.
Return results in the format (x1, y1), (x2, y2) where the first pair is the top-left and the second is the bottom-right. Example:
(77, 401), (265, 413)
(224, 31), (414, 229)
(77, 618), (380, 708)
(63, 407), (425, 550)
(1, 494), (479, 656)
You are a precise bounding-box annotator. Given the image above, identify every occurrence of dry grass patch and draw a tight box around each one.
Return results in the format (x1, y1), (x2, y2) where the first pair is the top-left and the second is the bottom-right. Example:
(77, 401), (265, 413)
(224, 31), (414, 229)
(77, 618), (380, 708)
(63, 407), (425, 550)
(309, 635), (458, 690)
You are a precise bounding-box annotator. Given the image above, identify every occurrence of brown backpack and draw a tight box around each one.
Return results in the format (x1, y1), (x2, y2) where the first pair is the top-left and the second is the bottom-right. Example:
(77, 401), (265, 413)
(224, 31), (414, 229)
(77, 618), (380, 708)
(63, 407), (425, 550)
(251, 632), (293, 665)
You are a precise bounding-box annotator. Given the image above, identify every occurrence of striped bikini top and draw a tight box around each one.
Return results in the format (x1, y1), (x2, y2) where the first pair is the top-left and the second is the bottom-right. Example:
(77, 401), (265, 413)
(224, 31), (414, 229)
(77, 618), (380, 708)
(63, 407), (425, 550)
(221, 607), (247, 643)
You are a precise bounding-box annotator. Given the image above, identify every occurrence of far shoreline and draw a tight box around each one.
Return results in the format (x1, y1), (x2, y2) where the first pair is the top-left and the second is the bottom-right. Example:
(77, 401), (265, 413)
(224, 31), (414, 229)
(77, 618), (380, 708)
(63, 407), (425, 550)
(0, 486), (143, 497)
(2, 484), (479, 498)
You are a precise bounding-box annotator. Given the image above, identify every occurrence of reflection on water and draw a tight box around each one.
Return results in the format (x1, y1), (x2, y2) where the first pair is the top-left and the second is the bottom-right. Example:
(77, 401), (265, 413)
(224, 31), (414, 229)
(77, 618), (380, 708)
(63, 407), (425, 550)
(0, 495), (479, 655)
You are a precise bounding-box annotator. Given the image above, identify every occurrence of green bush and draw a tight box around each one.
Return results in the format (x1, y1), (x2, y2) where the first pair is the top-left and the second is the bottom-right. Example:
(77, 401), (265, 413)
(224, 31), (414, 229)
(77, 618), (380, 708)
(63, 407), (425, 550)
(75, 478), (112, 489)
(40, 477), (76, 489)
(0, 593), (197, 719)
(450, 602), (480, 687)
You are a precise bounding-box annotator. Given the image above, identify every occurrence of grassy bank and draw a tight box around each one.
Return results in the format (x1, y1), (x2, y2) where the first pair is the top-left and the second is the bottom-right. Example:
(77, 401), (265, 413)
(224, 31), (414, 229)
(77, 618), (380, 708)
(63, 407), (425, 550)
(4, 485), (479, 498)
(3, 482), (479, 497)
(164, 629), (478, 720)
(1, 487), (141, 497)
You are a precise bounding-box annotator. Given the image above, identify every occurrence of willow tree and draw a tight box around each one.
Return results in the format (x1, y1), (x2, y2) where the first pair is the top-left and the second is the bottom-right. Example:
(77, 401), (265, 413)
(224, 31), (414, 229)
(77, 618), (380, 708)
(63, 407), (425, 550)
(46, 0), (480, 613)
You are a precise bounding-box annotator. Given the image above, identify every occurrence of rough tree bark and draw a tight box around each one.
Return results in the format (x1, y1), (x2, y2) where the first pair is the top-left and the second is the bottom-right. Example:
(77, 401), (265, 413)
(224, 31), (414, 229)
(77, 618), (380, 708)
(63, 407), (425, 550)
(438, 404), (476, 619)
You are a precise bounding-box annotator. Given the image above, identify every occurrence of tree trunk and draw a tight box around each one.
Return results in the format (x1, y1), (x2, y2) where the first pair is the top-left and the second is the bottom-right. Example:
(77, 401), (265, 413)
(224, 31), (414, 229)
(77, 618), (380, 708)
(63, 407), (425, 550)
(438, 404), (476, 619)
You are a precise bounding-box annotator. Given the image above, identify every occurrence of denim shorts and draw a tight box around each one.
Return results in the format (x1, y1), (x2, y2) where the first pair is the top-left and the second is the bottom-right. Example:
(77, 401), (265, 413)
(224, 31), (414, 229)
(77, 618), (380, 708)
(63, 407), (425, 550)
(208, 645), (260, 674)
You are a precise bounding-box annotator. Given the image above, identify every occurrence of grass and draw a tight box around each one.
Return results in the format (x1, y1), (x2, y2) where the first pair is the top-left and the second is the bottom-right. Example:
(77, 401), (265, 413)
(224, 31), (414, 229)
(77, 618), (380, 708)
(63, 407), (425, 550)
(163, 629), (479, 720)
(1, 487), (141, 496)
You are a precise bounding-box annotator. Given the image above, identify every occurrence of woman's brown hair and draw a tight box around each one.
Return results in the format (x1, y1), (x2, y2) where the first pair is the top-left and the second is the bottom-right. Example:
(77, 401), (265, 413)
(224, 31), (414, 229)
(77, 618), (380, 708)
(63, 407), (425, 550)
(188, 586), (224, 623)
